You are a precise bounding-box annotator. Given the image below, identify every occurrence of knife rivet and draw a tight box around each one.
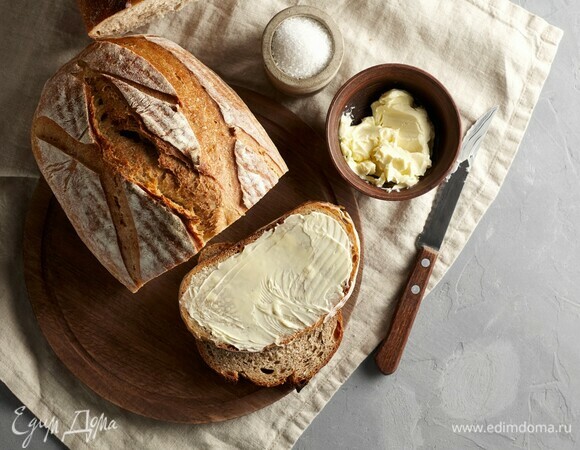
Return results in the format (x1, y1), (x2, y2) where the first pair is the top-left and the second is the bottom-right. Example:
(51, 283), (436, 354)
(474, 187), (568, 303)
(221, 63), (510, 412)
(421, 258), (431, 268)
(411, 285), (420, 295)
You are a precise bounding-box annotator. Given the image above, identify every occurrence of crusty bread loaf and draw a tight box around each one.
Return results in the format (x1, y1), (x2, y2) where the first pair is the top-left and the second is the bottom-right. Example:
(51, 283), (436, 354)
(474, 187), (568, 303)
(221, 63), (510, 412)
(179, 201), (360, 351)
(76, 0), (196, 39)
(193, 241), (345, 389)
(31, 35), (287, 292)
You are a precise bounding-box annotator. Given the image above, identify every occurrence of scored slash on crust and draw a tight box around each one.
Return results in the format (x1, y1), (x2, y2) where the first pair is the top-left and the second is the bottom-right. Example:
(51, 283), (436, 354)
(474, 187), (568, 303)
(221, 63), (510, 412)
(34, 116), (144, 285)
(34, 43), (202, 289)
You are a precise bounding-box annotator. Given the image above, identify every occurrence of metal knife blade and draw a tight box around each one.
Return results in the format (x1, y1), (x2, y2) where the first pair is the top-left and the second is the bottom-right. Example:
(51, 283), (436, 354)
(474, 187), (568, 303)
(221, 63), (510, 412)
(417, 106), (498, 251)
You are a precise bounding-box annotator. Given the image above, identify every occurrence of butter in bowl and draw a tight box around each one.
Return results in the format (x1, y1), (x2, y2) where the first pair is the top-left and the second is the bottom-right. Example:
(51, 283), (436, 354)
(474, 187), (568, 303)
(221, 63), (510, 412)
(339, 89), (434, 191)
(326, 64), (462, 201)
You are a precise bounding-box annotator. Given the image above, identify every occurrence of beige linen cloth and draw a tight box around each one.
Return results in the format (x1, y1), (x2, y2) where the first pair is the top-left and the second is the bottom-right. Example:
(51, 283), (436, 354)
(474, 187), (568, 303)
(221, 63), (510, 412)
(0, 0), (562, 448)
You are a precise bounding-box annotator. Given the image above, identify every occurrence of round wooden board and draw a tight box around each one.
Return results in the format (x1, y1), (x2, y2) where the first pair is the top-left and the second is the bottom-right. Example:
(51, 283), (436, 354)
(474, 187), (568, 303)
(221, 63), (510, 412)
(23, 87), (363, 424)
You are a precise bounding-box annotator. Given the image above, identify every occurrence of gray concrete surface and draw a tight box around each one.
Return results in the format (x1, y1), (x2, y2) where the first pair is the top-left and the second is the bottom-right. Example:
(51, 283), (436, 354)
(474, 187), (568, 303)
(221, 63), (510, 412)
(1, 0), (578, 449)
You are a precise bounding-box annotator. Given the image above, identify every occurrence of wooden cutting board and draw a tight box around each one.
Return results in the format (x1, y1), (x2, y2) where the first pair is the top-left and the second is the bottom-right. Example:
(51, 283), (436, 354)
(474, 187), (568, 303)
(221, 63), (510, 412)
(23, 87), (363, 424)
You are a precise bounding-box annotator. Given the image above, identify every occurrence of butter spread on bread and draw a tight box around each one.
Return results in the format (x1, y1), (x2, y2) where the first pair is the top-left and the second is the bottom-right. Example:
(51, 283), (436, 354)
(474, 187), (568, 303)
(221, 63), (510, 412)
(31, 35), (287, 292)
(179, 202), (360, 353)
(183, 212), (352, 351)
(193, 242), (346, 389)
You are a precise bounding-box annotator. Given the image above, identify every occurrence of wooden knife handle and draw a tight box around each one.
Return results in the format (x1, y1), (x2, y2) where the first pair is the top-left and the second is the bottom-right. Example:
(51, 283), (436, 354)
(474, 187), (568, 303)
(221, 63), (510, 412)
(375, 246), (439, 375)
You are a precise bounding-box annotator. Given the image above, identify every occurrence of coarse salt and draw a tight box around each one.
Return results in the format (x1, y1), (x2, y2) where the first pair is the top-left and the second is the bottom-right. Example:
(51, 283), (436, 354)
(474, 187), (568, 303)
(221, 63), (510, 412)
(271, 16), (333, 80)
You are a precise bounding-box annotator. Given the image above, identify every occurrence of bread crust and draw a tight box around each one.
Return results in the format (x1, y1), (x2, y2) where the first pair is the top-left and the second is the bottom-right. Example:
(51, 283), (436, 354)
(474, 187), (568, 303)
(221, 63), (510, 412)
(31, 35), (287, 292)
(76, 0), (129, 36)
(179, 201), (360, 351)
(76, 0), (195, 39)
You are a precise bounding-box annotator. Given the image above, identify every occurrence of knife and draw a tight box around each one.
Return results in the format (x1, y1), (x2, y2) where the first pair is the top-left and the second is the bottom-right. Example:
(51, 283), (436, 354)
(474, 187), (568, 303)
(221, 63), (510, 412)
(375, 106), (498, 375)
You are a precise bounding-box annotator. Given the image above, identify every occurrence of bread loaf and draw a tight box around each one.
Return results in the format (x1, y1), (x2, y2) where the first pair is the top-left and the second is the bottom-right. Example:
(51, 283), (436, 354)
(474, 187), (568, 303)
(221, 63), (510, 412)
(179, 201), (360, 352)
(31, 35), (288, 292)
(76, 0), (196, 39)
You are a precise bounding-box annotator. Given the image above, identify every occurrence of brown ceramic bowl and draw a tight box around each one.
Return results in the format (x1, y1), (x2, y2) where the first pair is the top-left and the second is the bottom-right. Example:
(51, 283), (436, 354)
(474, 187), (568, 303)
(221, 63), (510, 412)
(326, 64), (462, 201)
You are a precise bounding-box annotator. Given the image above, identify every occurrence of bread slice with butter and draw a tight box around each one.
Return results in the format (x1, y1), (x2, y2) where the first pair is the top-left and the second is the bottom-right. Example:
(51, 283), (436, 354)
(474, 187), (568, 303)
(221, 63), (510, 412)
(179, 201), (360, 387)
(191, 241), (344, 389)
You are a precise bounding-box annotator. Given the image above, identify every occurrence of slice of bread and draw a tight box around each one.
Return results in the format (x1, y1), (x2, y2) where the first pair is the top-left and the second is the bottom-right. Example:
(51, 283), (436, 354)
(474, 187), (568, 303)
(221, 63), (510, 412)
(193, 241), (345, 389)
(179, 201), (360, 352)
(180, 201), (360, 388)
(196, 312), (343, 389)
